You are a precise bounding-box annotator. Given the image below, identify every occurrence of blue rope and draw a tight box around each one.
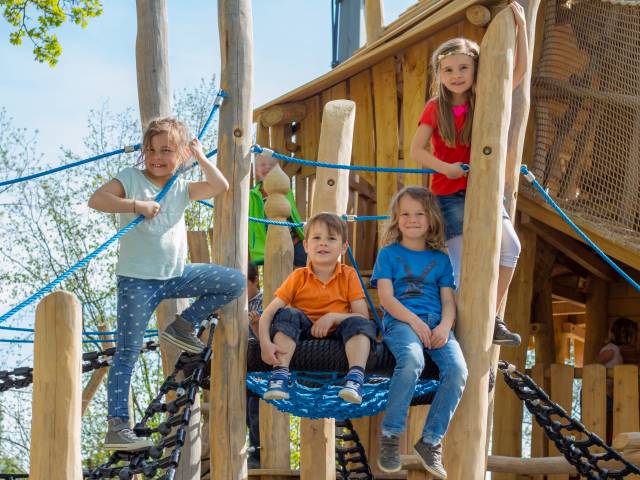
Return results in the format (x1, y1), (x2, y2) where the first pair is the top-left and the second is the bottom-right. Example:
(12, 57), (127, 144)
(251, 144), (470, 175)
(0, 96), (223, 325)
(0, 146), (141, 189)
(346, 244), (384, 334)
(0, 332), (158, 344)
(521, 165), (640, 292)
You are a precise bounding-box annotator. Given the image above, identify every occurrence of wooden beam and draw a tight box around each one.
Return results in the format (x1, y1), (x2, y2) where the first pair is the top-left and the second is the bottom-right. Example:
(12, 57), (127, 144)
(465, 5), (491, 27)
(553, 301), (585, 316)
(443, 9), (515, 480)
(552, 283), (586, 306)
(211, 0), (253, 477)
(30, 291), (82, 480)
(260, 102), (307, 127)
(518, 195), (640, 272)
(364, 0), (384, 46)
(522, 217), (616, 281)
(583, 276), (609, 365)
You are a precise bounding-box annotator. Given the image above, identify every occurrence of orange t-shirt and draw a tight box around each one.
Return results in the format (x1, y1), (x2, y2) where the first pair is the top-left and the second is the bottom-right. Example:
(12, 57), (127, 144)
(274, 262), (365, 322)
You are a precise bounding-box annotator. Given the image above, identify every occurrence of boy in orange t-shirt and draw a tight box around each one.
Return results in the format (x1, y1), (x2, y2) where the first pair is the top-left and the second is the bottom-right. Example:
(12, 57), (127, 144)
(259, 213), (376, 404)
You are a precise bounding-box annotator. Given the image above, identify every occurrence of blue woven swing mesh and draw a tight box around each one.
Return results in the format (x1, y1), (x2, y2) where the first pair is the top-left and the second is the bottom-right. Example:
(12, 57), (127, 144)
(246, 371), (439, 420)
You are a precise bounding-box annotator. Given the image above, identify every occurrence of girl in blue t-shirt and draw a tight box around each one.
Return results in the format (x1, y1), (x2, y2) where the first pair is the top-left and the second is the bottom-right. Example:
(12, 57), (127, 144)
(89, 117), (244, 451)
(371, 186), (467, 478)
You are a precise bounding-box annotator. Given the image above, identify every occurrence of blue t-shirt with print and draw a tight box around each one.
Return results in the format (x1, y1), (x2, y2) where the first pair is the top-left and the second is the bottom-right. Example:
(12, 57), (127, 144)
(371, 242), (454, 320)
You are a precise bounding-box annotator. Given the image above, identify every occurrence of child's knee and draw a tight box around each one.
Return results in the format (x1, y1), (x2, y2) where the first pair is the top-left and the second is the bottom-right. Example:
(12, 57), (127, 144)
(396, 344), (426, 374)
(500, 220), (521, 268)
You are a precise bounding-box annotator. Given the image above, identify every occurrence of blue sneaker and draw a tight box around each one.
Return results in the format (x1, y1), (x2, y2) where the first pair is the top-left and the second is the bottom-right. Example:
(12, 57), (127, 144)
(264, 374), (290, 400)
(338, 379), (363, 404)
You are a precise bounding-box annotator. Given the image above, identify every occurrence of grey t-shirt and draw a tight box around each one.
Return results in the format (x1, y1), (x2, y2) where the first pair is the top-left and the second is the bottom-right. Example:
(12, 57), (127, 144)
(115, 167), (190, 280)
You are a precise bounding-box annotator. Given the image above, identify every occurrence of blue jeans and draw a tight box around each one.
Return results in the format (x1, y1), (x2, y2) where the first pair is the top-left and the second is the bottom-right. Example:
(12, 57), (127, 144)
(107, 263), (245, 419)
(381, 314), (467, 445)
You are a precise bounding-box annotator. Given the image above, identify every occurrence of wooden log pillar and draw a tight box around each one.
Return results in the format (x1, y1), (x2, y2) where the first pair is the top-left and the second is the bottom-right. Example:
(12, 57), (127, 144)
(300, 99), (355, 480)
(492, 227), (537, 480)
(442, 9), (515, 480)
(583, 275), (609, 365)
(30, 291), (82, 479)
(135, 0), (171, 126)
(260, 164), (294, 477)
(364, 0), (384, 46)
(211, 0), (253, 478)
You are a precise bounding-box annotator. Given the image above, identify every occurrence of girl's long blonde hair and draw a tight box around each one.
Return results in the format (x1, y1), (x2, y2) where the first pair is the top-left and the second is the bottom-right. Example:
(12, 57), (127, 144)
(382, 186), (446, 252)
(140, 117), (190, 166)
(430, 37), (480, 148)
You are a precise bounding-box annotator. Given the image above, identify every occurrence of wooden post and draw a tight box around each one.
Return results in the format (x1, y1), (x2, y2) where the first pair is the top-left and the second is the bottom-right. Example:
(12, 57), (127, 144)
(261, 102), (307, 127)
(530, 363), (548, 480)
(135, 0), (171, 127)
(492, 227), (537, 480)
(583, 276), (609, 365)
(30, 291), (82, 480)
(260, 164), (294, 477)
(300, 99), (355, 480)
(81, 325), (115, 416)
(443, 9), (515, 480)
(365, 0), (384, 46)
(613, 365), (640, 438)
(211, 0), (252, 478)
(548, 364), (574, 480)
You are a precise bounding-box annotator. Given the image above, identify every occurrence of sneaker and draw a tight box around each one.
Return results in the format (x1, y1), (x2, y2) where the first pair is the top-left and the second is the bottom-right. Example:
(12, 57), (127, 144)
(338, 379), (363, 404)
(493, 317), (521, 346)
(414, 441), (447, 479)
(104, 418), (153, 451)
(160, 315), (205, 353)
(377, 434), (401, 473)
(264, 374), (290, 400)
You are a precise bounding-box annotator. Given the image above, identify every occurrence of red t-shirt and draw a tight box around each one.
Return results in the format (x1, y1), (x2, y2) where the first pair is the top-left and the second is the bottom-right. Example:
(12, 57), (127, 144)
(419, 98), (470, 195)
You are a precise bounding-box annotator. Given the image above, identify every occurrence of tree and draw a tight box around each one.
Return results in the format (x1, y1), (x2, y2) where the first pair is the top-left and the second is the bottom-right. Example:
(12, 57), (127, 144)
(1, 0), (103, 66)
(0, 77), (218, 470)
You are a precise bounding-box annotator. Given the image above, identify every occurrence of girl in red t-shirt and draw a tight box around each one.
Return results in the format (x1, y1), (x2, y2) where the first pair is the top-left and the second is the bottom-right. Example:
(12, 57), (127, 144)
(409, 3), (527, 347)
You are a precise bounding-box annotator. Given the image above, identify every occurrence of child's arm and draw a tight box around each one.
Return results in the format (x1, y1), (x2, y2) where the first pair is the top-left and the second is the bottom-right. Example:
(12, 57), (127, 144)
(310, 299), (369, 338)
(510, 2), (529, 89)
(187, 138), (230, 201)
(258, 297), (287, 365)
(410, 125), (467, 179)
(595, 348), (614, 365)
(377, 278), (432, 349)
(88, 179), (161, 219)
(430, 287), (456, 349)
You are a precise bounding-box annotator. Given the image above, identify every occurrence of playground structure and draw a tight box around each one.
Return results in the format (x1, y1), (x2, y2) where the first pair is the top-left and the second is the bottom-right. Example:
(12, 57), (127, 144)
(2, 0), (640, 479)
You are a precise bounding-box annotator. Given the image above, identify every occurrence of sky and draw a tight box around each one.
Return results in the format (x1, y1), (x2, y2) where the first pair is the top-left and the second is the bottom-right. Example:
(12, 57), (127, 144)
(0, 1), (414, 353)
(0, 1), (415, 162)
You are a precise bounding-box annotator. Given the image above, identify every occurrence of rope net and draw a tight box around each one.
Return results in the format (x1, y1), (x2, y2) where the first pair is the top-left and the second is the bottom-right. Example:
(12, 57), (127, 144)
(525, 0), (640, 255)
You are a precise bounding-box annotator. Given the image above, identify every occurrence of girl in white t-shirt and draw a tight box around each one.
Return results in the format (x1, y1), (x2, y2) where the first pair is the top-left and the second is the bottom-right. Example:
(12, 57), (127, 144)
(89, 117), (244, 451)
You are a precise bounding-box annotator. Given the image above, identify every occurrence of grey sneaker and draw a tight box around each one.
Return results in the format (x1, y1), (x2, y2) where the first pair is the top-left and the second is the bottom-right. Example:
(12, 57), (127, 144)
(160, 315), (205, 353)
(493, 317), (521, 346)
(104, 418), (153, 451)
(378, 434), (401, 473)
(414, 441), (447, 479)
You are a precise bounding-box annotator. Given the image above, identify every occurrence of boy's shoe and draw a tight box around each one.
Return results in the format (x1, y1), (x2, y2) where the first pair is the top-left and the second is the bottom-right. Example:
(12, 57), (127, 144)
(414, 440), (447, 479)
(104, 418), (153, 451)
(492, 317), (521, 346)
(264, 374), (290, 400)
(160, 315), (205, 353)
(338, 379), (363, 404)
(377, 434), (401, 473)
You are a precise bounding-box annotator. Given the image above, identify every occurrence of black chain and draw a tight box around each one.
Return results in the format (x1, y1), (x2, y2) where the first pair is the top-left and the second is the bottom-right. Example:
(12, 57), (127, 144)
(0, 474), (29, 479)
(335, 419), (374, 480)
(498, 360), (640, 479)
(0, 341), (159, 393)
